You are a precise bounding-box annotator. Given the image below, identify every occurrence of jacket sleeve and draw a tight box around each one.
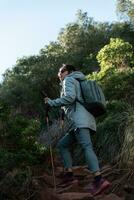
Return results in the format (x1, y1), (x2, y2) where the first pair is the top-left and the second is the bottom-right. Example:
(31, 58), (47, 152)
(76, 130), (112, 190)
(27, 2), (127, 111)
(48, 77), (76, 107)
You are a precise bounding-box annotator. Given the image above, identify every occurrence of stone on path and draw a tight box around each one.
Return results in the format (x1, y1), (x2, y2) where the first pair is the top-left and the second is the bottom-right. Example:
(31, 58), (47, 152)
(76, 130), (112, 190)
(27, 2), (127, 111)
(58, 192), (93, 200)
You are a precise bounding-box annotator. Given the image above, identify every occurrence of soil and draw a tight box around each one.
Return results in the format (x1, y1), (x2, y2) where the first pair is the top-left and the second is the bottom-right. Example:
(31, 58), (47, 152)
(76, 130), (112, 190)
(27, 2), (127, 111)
(32, 164), (134, 200)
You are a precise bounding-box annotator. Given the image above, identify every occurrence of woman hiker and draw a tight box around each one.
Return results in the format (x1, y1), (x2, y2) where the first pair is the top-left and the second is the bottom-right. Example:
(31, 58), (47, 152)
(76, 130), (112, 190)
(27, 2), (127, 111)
(44, 64), (111, 196)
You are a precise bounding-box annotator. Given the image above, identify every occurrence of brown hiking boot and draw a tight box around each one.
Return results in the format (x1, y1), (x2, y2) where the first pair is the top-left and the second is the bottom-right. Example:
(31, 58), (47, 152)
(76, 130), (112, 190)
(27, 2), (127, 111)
(89, 178), (111, 196)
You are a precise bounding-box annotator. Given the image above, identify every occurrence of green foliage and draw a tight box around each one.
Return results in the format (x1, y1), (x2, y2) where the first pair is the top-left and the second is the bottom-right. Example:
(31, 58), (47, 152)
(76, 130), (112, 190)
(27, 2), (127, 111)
(97, 38), (133, 73)
(88, 41), (134, 166)
(0, 111), (47, 171)
(0, 149), (15, 172)
(0, 10), (134, 186)
(94, 100), (130, 163)
(119, 107), (134, 167)
(101, 68), (134, 105)
(109, 22), (134, 46)
(0, 167), (37, 200)
(58, 10), (112, 72)
(95, 101), (134, 169)
(117, 0), (134, 23)
(88, 48), (134, 165)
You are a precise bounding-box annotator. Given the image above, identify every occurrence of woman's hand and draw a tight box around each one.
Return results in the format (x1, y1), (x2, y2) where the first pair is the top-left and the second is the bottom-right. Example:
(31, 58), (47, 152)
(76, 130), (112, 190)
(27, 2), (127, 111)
(44, 97), (50, 104)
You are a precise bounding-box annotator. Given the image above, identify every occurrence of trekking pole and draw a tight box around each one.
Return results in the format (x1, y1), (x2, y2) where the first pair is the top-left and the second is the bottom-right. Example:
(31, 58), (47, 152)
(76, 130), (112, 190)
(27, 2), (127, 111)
(60, 108), (64, 129)
(45, 105), (57, 192)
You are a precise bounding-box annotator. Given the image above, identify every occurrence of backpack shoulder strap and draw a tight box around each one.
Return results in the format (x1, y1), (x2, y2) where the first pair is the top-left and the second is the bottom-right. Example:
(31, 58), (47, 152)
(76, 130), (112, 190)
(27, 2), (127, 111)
(75, 79), (86, 103)
(74, 79), (87, 112)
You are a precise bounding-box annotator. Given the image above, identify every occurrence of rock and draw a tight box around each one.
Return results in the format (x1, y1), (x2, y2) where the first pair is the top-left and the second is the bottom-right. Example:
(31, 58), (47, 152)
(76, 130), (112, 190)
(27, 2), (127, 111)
(57, 180), (80, 193)
(125, 193), (134, 200)
(58, 192), (93, 200)
(95, 193), (125, 200)
(41, 172), (61, 186)
(37, 165), (133, 200)
(124, 185), (134, 194)
(41, 172), (55, 186)
(40, 188), (60, 200)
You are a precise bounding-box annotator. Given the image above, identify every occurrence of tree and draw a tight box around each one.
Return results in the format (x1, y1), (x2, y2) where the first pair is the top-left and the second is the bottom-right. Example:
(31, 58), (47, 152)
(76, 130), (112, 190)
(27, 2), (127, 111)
(116, 0), (134, 23)
(97, 38), (133, 73)
(57, 10), (111, 73)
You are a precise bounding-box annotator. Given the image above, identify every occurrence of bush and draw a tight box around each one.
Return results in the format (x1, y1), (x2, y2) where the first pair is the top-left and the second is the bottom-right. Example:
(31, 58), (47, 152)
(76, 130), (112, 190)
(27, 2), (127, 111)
(102, 68), (134, 105)
(94, 100), (130, 163)
(119, 107), (134, 168)
(0, 113), (47, 173)
(97, 38), (133, 71)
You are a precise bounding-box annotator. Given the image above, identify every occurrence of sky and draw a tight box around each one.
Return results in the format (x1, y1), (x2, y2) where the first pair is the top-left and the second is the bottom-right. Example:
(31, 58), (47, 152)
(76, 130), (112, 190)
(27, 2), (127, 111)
(0, 0), (118, 81)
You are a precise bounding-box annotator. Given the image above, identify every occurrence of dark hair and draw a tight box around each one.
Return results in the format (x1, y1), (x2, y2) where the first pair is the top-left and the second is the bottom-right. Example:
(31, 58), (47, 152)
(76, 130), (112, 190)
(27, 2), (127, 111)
(61, 64), (76, 74)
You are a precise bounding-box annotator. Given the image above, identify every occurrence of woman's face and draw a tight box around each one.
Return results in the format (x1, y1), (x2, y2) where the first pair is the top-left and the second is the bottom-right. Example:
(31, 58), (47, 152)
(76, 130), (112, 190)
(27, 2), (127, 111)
(58, 67), (69, 81)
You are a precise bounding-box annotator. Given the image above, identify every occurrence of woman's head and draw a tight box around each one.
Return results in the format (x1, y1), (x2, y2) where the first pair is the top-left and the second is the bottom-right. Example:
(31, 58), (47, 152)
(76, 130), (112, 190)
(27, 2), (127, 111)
(58, 64), (76, 81)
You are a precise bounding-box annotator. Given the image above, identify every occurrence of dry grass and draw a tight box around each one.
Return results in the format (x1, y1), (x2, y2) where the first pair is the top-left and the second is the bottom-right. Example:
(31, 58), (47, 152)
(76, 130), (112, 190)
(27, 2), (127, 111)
(119, 108), (134, 168)
(38, 119), (71, 148)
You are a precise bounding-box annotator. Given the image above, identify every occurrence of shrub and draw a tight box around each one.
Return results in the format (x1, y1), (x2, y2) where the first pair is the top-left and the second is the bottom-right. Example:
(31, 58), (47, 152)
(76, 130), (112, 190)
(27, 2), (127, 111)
(119, 107), (134, 168)
(94, 100), (130, 163)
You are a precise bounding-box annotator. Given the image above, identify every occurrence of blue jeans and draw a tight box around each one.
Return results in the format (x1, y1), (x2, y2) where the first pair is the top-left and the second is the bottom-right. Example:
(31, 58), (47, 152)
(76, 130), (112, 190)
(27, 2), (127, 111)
(57, 128), (100, 172)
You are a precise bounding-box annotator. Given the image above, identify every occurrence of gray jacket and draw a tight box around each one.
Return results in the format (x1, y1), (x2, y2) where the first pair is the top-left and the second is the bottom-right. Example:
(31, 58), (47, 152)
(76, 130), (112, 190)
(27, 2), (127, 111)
(48, 71), (96, 132)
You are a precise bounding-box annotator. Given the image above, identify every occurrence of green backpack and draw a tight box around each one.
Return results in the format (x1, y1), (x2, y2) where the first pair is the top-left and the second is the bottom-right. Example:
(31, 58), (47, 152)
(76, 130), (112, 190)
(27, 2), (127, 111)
(76, 79), (106, 117)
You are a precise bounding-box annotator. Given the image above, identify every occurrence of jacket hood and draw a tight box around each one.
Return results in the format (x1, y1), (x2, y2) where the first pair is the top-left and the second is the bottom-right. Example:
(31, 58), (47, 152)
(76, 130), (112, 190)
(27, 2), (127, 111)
(67, 71), (86, 80)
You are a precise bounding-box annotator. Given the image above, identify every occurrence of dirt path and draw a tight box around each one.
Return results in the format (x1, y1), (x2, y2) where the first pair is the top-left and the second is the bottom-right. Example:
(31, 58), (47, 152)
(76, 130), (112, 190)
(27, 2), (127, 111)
(35, 165), (134, 200)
